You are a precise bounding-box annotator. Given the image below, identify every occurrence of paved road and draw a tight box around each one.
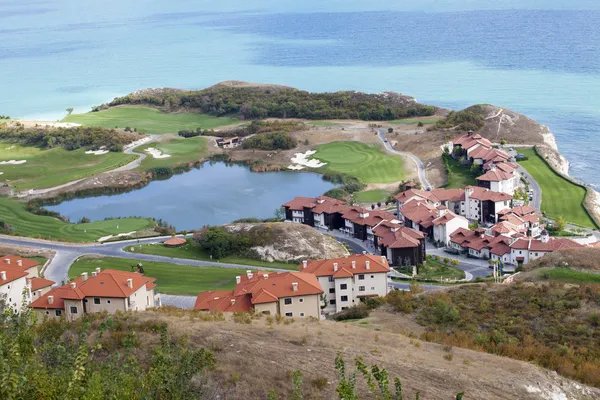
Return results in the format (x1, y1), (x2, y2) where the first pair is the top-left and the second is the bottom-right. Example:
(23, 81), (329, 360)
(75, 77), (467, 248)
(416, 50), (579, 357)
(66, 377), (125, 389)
(111, 136), (155, 172)
(377, 128), (432, 190)
(517, 165), (541, 210)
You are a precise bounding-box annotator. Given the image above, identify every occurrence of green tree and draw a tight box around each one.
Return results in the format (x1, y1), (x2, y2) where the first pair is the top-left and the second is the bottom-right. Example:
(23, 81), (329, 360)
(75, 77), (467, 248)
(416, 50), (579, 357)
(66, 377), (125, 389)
(66, 107), (74, 115)
(555, 216), (567, 232)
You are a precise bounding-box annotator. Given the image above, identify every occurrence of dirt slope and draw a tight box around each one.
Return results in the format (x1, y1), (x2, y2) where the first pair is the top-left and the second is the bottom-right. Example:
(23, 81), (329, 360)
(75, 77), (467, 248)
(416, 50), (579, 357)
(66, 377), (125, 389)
(145, 309), (600, 400)
(222, 222), (349, 262)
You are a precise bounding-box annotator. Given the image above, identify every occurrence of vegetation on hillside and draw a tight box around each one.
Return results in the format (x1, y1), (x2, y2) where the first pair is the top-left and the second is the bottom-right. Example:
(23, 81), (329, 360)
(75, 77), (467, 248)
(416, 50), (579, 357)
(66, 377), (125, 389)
(385, 283), (600, 387)
(242, 132), (297, 150)
(0, 124), (140, 152)
(103, 86), (437, 121)
(434, 105), (486, 131)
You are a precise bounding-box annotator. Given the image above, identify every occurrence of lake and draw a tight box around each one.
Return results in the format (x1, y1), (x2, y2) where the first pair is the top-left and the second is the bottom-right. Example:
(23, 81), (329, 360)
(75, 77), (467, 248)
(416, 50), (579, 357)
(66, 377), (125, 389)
(46, 163), (336, 230)
(2, 1), (600, 187)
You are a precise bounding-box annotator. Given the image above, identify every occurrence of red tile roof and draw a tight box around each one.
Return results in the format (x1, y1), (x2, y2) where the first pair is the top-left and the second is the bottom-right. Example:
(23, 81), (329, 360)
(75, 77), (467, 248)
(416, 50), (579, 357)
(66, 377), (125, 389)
(401, 199), (438, 227)
(30, 286), (80, 310)
(341, 207), (397, 227)
(0, 265), (28, 286)
(195, 291), (253, 312)
(510, 237), (583, 252)
(511, 206), (537, 216)
(164, 237), (186, 246)
(374, 224), (424, 249)
(476, 168), (515, 182)
(30, 277), (55, 291)
(465, 186), (512, 202)
(283, 197), (317, 211)
(302, 254), (390, 276)
(0, 254), (40, 272)
(432, 211), (464, 226)
(234, 271), (323, 299)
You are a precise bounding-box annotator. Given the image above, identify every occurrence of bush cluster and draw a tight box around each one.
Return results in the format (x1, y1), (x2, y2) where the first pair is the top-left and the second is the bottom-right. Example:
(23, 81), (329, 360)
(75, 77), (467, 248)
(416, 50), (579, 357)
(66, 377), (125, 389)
(242, 132), (297, 150)
(435, 105), (486, 131)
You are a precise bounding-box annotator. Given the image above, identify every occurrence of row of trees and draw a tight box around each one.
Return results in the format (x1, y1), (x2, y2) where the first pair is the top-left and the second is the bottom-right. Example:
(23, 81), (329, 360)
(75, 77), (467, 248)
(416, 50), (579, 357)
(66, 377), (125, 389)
(0, 125), (141, 151)
(104, 86), (437, 121)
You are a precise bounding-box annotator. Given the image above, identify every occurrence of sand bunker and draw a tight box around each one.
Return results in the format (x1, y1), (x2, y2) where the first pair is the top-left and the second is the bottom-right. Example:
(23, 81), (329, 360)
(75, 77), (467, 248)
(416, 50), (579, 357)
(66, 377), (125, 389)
(290, 150), (326, 169)
(85, 149), (110, 155)
(145, 147), (171, 159)
(287, 165), (305, 170)
(0, 160), (26, 165)
(97, 231), (137, 242)
(126, 137), (152, 149)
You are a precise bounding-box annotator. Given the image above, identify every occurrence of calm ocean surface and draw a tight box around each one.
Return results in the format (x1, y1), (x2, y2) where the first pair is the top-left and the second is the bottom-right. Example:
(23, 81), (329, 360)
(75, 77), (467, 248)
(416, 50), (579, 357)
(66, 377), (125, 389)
(1, 1), (600, 187)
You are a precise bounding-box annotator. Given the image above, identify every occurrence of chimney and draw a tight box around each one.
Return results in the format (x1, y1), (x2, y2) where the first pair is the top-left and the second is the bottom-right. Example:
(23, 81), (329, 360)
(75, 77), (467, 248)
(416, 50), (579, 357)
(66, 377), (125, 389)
(333, 262), (338, 272)
(246, 270), (253, 279)
(70, 282), (76, 289)
(467, 130), (473, 136)
(92, 271), (97, 277)
(236, 276), (241, 284)
(17, 259), (22, 267)
(4, 258), (9, 264)
(302, 260), (308, 269)
(366, 261), (371, 270)
(127, 278), (133, 288)
(0, 271), (6, 280)
(351, 261), (356, 269)
(381, 256), (386, 264)
(95, 267), (101, 274)
(263, 273), (269, 279)
(81, 272), (88, 281)
(48, 295), (54, 305)
(362, 251), (367, 255)
(292, 282), (298, 292)
(230, 298), (236, 306)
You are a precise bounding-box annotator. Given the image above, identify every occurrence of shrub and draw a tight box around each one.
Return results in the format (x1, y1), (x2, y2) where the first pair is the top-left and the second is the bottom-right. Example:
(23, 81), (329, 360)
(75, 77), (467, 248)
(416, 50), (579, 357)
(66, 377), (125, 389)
(332, 305), (370, 321)
(242, 132), (297, 150)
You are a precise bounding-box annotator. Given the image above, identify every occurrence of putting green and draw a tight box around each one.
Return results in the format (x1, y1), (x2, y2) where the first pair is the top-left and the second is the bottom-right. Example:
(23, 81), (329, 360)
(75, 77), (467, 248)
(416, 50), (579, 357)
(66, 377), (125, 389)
(518, 148), (596, 228)
(314, 141), (404, 183)
(0, 141), (136, 190)
(63, 106), (239, 134)
(137, 136), (208, 170)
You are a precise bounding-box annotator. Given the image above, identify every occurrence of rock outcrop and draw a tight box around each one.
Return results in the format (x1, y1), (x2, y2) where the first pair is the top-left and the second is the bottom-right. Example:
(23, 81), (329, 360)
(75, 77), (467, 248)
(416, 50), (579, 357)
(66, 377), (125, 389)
(222, 222), (349, 262)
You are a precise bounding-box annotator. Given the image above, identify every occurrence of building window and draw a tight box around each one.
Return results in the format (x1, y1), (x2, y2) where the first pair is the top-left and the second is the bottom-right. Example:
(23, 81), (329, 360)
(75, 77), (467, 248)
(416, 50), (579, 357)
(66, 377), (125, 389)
(107, 300), (111, 304)
(370, 275), (374, 278)
(299, 298), (304, 303)
(94, 298), (100, 305)
(284, 298), (292, 305)
(70, 306), (78, 314)
(358, 274), (365, 280)
(300, 312), (305, 317)
(359, 286), (365, 292)
(329, 288), (335, 294)
(341, 295), (348, 302)
(285, 312), (293, 317)
(371, 287), (375, 290)
(340, 284), (348, 290)
(45, 311), (49, 315)
(328, 276), (334, 282)
(55, 310), (62, 316)
(330, 300), (336, 305)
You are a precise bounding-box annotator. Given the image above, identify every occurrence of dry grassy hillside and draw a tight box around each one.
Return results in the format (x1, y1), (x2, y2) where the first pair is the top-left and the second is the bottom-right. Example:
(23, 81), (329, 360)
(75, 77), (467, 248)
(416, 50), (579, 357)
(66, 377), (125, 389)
(134, 308), (598, 400)
(525, 247), (600, 272)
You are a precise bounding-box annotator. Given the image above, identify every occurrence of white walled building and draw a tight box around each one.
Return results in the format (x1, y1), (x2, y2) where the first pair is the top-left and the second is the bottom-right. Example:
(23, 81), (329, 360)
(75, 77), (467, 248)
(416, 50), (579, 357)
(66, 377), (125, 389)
(0, 267), (31, 312)
(301, 255), (390, 314)
(432, 210), (469, 246)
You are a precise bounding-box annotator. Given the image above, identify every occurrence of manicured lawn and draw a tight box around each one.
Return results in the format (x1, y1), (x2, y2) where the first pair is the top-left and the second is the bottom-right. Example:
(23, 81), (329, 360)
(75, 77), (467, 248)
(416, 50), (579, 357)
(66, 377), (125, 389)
(314, 142), (404, 183)
(0, 196), (154, 242)
(69, 256), (247, 295)
(442, 154), (477, 189)
(539, 268), (600, 284)
(518, 148), (596, 228)
(419, 259), (465, 281)
(309, 121), (340, 126)
(136, 136), (208, 170)
(388, 117), (440, 125)
(0, 141), (136, 190)
(352, 189), (391, 203)
(124, 240), (299, 271)
(63, 106), (239, 135)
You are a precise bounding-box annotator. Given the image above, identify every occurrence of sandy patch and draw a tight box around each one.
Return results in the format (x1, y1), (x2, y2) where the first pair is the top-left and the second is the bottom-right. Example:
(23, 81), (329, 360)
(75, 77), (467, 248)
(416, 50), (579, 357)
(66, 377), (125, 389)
(125, 136), (152, 149)
(97, 231), (137, 242)
(145, 147), (171, 159)
(85, 149), (109, 155)
(290, 150), (326, 168)
(0, 160), (26, 165)
(287, 165), (304, 170)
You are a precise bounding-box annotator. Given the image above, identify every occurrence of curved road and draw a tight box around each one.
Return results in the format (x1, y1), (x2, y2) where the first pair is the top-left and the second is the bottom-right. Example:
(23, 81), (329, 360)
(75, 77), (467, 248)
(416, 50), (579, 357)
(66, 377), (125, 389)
(377, 129), (432, 190)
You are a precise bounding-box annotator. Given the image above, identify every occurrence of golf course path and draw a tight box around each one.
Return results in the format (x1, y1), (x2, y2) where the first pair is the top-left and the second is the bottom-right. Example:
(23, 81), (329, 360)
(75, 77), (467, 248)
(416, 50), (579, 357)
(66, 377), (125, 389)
(14, 135), (156, 198)
(377, 128), (432, 190)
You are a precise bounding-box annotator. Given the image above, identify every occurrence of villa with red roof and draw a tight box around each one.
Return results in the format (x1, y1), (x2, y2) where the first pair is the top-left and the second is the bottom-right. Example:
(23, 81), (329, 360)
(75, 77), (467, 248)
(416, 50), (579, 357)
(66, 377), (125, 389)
(0, 254), (52, 312)
(301, 254), (390, 314)
(509, 230), (583, 265)
(373, 222), (426, 267)
(30, 268), (158, 321)
(195, 270), (323, 318)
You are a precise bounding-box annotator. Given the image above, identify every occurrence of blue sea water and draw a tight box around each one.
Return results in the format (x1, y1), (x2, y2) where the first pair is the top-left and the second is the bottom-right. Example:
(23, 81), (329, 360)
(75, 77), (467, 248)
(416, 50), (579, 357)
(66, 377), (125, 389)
(1, 1), (600, 186)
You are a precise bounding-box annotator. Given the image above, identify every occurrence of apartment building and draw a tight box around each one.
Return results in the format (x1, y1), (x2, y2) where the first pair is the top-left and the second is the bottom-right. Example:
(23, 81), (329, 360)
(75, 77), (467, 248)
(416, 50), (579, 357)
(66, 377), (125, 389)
(373, 222), (426, 267)
(195, 270), (323, 318)
(432, 210), (469, 246)
(30, 268), (158, 321)
(509, 231), (583, 266)
(301, 254), (390, 314)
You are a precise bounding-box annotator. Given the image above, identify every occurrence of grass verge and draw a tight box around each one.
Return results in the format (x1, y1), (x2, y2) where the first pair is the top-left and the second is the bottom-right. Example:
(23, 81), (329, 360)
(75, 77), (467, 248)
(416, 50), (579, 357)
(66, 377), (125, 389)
(124, 239), (299, 271)
(0, 197), (154, 242)
(352, 189), (391, 203)
(419, 259), (465, 281)
(0, 141), (136, 190)
(537, 267), (600, 284)
(63, 106), (239, 134)
(69, 256), (246, 295)
(314, 141), (404, 184)
(517, 148), (596, 228)
(442, 154), (477, 189)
